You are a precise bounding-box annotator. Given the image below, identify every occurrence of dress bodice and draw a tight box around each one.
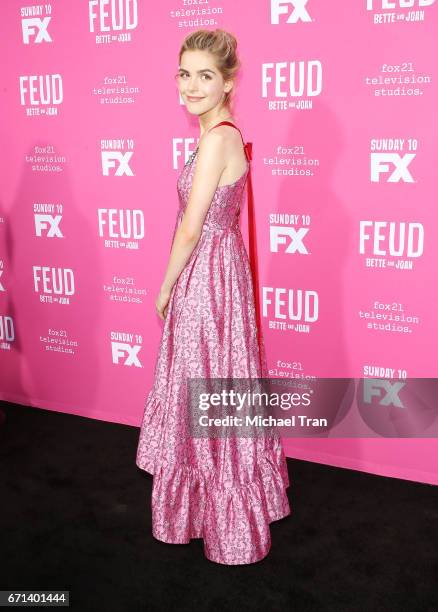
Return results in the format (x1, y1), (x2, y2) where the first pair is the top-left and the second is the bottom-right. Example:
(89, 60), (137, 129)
(176, 121), (251, 233)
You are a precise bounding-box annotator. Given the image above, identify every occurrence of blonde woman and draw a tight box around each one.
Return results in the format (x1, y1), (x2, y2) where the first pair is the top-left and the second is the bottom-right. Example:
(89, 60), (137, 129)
(136, 29), (291, 565)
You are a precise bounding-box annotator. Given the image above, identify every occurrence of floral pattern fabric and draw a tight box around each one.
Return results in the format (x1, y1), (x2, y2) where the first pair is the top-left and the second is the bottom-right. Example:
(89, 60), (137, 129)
(136, 123), (291, 565)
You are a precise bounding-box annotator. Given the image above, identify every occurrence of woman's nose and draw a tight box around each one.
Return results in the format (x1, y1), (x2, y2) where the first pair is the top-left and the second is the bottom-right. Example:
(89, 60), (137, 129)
(187, 76), (200, 91)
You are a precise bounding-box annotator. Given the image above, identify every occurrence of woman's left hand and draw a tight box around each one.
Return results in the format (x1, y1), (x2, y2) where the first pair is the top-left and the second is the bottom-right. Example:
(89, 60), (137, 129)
(155, 287), (171, 320)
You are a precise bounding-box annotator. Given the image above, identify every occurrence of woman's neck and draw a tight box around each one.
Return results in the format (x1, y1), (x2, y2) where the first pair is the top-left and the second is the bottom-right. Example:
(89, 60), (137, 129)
(199, 113), (235, 137)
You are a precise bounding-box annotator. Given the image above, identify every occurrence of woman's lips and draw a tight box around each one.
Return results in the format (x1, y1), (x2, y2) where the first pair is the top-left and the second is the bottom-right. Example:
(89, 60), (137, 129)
(187, 96), (204, 102)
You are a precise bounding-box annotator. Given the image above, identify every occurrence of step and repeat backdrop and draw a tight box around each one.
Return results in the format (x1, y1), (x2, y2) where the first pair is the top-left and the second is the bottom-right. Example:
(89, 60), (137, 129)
(1, 1), (437, 484)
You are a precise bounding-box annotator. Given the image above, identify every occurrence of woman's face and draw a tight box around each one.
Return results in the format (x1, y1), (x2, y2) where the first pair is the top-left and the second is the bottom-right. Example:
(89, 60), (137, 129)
(176, 50), (231, 116)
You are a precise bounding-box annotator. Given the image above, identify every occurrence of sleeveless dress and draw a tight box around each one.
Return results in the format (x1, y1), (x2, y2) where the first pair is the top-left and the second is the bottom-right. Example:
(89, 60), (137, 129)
(136, 121), (291, 565)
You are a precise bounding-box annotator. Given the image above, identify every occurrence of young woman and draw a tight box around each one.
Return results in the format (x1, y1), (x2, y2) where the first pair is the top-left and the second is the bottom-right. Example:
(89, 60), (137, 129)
(136, 29), (291, 565)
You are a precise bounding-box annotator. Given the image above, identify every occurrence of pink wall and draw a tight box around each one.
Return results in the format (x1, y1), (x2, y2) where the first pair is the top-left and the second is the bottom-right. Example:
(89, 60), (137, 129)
(0, 1), (437, 485)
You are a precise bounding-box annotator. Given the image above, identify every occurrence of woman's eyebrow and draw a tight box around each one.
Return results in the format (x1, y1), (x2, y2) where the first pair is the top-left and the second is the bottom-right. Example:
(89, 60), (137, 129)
(178, 68), (216, 75)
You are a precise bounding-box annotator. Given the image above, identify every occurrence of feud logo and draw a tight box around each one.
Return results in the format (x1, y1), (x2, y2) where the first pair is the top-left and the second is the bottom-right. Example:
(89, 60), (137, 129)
(33, 267), (75, 295)
(359, 221), (424, 257)
(173, 138), (198, 167)
(88, 0), (138, 32)
(262, 60), (322, 98)
(0, 315), (15, 342)
(271, 0), (312, 23)
(262, 287), (319, 322)
(97, 209), (145, 238)
(19, 74), (63, 106)
(366, 0), (435, 9)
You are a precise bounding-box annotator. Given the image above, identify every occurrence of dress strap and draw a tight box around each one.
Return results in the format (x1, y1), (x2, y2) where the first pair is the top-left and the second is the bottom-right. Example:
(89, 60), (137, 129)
(208, 121), (252, 162)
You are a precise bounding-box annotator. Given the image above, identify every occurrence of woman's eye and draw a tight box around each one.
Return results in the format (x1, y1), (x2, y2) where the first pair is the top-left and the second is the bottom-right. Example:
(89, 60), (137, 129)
(177, 73), (211, 80)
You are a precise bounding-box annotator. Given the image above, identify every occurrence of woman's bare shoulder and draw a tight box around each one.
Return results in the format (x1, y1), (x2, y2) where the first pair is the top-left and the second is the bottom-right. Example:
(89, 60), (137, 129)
(201, 124), (242, 157)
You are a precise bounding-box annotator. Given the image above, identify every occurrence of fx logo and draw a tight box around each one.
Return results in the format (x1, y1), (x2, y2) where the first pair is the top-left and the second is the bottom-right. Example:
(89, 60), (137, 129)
(370, 153), (415, 183)
(101, 152), (134, 176)
(0, 270), (4, 292)
(270, 226), (309, 253)
(271, 0), (311, 23)
(111, 342), (142, 366)
(35, 214), (63, 237)
(22, 17), (52, 44)
(362, 379), (405, 408)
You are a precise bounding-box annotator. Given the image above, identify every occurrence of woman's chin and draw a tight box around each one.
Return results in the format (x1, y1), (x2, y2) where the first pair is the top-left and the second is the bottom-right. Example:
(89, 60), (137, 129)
(186, 107), (203, 116)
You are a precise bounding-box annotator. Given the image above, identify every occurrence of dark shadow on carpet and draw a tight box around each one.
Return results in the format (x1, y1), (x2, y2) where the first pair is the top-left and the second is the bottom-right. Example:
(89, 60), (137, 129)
(0, 401), (437, 611)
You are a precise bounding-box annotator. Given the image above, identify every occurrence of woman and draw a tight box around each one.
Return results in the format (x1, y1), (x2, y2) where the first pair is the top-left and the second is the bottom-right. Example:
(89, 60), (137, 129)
(136, 28), (291, 565)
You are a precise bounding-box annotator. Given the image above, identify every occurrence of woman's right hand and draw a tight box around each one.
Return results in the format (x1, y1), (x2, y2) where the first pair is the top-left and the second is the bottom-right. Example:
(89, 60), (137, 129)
(155, 287), (171, 320)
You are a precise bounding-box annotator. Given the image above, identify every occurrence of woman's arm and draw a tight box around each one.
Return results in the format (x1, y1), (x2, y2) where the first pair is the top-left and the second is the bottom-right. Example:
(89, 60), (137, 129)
(159, 130), (227, 296)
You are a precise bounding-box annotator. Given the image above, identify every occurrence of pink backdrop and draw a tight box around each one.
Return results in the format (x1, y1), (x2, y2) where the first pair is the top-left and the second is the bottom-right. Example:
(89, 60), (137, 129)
(1, 1), (437, 485)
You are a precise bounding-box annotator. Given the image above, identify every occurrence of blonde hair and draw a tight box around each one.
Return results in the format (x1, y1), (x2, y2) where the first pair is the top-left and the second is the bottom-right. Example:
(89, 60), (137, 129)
(178, 29), (241, 110)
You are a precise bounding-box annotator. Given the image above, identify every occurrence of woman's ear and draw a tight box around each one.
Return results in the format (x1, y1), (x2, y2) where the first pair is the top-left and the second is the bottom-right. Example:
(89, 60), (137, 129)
(224, 79), (234, 94)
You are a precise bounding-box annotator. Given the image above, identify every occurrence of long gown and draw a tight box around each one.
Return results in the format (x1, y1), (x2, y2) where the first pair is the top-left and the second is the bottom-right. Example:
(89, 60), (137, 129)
(136, 121), (291, 565)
